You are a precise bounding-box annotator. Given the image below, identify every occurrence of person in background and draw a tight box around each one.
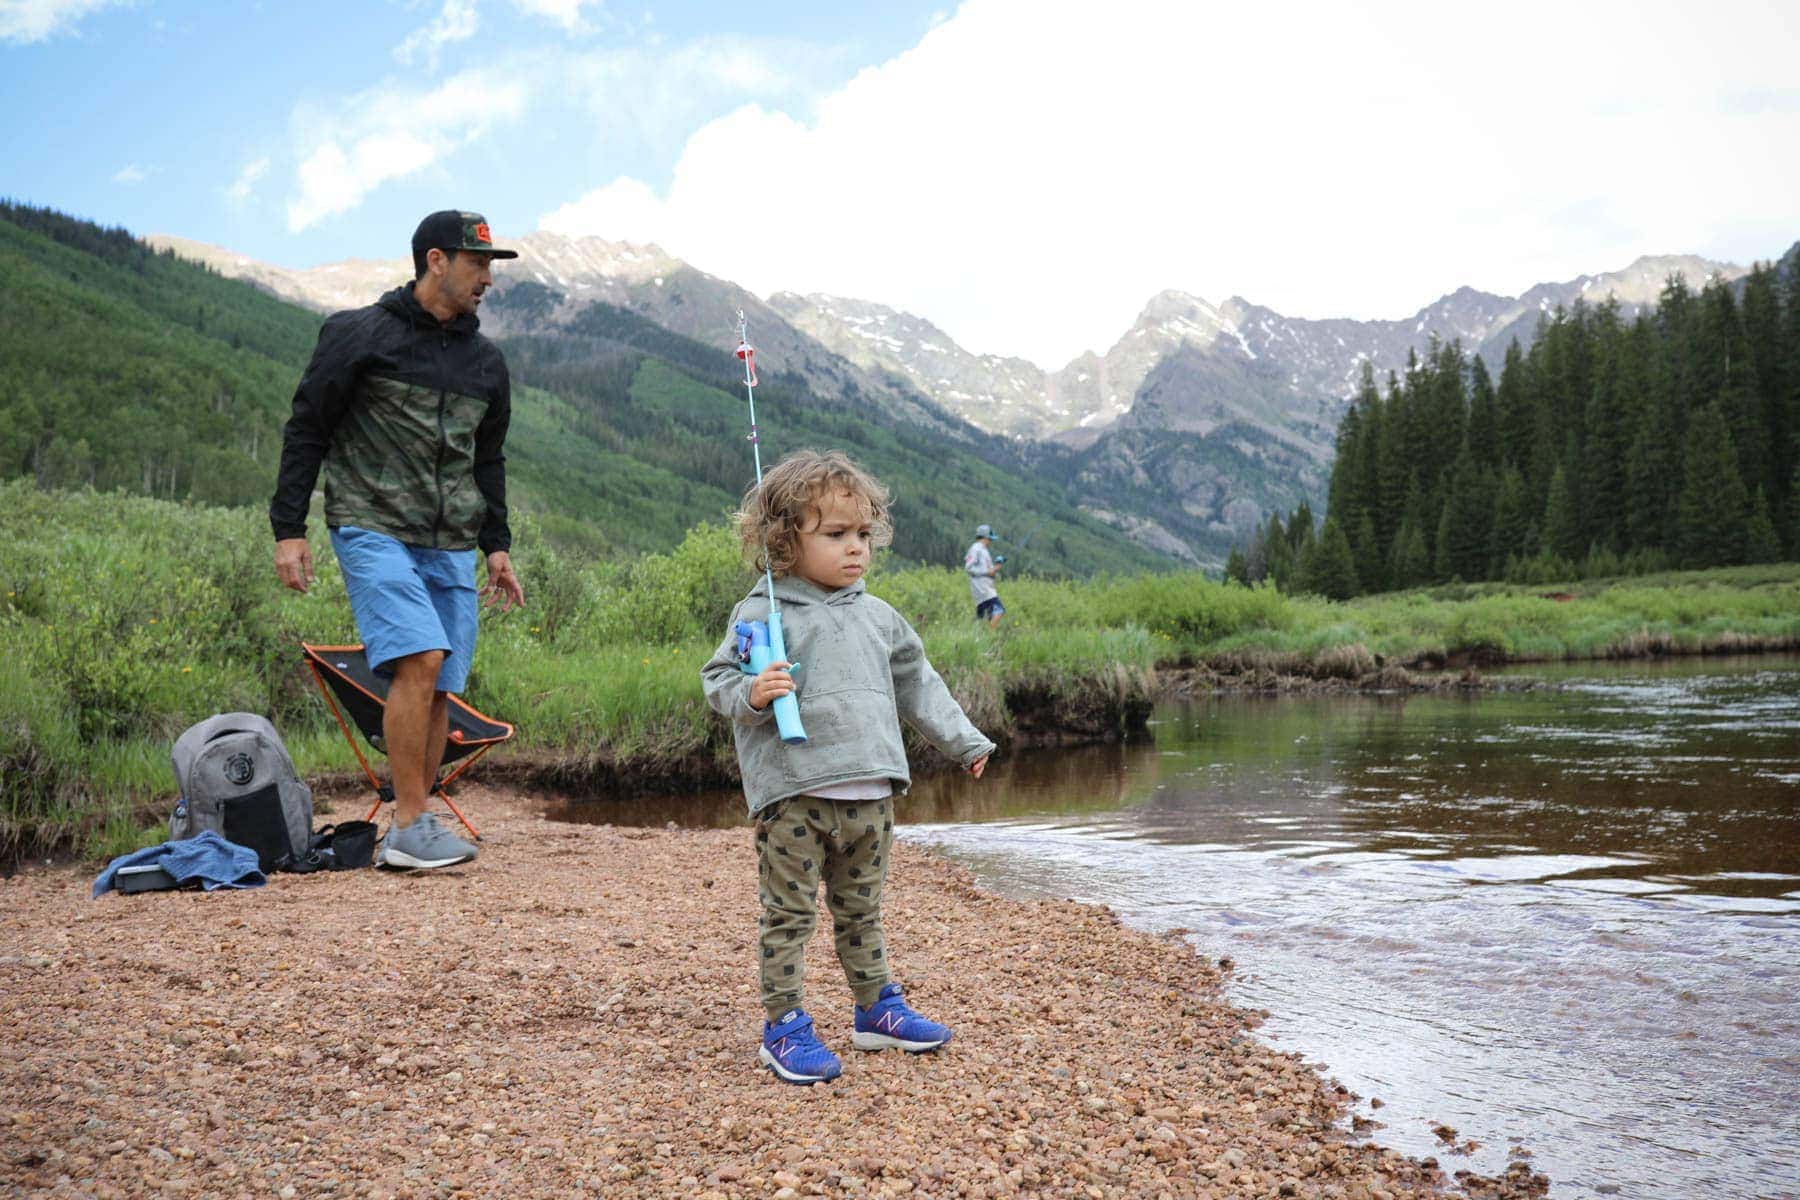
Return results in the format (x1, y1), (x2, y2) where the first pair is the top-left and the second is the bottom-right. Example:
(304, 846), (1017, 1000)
(270, 210), (525, 872)
(965, 523), (1004, 628)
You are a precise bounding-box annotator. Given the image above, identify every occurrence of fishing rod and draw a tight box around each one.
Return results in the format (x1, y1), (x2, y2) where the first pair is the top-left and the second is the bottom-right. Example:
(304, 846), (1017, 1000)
(993, 519), (1042, 566)
(731, 310), (807, 744)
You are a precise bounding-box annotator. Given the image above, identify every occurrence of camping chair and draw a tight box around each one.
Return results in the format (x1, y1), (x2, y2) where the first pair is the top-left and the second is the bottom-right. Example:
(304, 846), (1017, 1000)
(300, 642), (515, 841)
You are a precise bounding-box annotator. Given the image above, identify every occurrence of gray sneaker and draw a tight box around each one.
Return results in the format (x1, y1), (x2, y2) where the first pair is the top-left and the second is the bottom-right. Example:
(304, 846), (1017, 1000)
(379, 812), (477, 870)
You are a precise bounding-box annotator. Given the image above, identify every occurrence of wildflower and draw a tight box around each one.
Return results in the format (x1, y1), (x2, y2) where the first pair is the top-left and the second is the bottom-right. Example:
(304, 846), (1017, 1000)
(182, 666), (192, 673)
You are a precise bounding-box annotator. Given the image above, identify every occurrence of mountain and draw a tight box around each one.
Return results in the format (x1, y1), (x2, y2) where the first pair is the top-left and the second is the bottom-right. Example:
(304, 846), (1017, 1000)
(148, 231), (967, 440)
(149, 223), (1770, 569)
(776, 255), (1755, 566)
(768, 292), (1057, 439)
(10, 204), (1162, 577)
(783, 256), (1752, 447)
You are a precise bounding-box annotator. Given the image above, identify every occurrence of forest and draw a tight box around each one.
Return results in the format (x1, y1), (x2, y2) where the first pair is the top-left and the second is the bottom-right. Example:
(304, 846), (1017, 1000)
(1229, 256), (1800, 597)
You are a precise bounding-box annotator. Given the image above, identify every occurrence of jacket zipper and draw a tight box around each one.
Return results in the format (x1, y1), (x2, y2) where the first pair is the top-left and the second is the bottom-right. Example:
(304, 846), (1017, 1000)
(432, 331), (449, 548)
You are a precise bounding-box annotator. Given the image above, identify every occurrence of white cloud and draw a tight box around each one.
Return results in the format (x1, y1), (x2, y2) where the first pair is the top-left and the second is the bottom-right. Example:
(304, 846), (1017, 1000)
(286, 69), (527, 232)
(552, 36), (826, 156)
(0, 0), (126, 44)
(225, 156), (270, 201)
(393, 0), (478, 69)
(510, 0), (601, 34)
(537, 0), (1800, 365)
(111, 163), (146, 185)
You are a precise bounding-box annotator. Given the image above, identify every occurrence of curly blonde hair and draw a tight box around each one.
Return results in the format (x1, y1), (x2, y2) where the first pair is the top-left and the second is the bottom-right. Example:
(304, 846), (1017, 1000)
(736, 449), (893, 576)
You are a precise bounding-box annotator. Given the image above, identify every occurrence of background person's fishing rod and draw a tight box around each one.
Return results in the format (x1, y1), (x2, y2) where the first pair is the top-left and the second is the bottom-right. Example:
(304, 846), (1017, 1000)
(993, 519), (1042, 565)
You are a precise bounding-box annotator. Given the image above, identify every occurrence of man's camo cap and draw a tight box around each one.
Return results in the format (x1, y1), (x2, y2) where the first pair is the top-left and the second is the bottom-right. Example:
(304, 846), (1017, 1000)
(411, 210), (518, 260)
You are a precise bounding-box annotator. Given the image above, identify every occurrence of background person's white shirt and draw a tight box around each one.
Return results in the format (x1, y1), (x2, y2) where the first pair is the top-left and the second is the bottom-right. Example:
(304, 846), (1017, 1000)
(965, 541), (998, 604)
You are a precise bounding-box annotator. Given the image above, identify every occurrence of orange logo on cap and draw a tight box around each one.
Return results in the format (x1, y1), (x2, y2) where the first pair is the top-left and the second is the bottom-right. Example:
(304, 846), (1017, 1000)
(474, 222), (492, 245)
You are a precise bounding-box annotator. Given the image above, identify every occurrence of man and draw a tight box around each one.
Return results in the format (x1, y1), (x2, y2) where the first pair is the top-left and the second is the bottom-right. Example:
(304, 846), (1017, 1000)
(965, 523), (1004, 628)
(271, 210), (526, 871)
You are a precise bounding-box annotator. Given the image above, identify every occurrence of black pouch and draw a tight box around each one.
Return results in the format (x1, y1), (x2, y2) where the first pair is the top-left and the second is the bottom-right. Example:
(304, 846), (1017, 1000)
(309, 821), (378, 871)
(221, 785), (295, 873)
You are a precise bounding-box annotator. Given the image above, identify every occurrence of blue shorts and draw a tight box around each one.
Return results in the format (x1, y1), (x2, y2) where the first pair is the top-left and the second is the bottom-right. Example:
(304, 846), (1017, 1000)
(976, 596), (1006, 620)
(329, 525), (478, 694)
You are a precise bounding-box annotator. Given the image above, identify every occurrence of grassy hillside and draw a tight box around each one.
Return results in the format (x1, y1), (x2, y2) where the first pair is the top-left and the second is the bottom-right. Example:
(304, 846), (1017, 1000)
(492, 287), (1163, 573)
(0, 202), (1165, 575)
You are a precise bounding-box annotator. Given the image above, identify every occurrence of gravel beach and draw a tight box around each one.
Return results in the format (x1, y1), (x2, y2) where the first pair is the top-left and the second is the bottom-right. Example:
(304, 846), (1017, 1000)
(2, 789), (1548, 1199)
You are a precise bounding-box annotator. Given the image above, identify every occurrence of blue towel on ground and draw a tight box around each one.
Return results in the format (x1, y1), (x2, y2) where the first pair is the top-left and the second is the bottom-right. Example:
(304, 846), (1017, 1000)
(92, 830), (267, 898)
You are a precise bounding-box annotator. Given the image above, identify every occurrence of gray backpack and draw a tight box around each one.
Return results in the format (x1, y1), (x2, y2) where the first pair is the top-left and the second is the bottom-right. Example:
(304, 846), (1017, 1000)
(170, 713), (313, 873)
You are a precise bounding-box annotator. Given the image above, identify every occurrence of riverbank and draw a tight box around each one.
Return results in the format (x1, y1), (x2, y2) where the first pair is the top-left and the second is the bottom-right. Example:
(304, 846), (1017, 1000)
(2, 788), (1548, 1199)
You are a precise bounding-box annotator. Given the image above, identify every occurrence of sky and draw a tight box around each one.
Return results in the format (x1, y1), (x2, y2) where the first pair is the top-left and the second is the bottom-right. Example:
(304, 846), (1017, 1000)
(3, 0), (1798, 366)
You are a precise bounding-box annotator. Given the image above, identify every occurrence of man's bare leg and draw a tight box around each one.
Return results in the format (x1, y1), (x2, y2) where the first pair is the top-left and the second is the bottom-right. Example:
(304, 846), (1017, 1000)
(385, 650), (446, 828)
(422, 690), (449, 795)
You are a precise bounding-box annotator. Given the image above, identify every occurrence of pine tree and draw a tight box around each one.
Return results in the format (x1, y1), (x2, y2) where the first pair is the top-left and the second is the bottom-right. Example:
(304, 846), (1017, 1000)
(1674, 403), (1750, 568)
(1740, 264), (1788, 500)
(1264, 513), (1294, 591)
(1541, 463), (1582, 562)
(1435, 451), (1494, 580)
(1326, 400), (1367, 537)
(1496, 340), (1531, 476)
(1354, 368), (1385, 552)
(1433, 503), (1454, 581)
(1426, 338), (1468, 496)
(1244, 525), (1269, 583)
(1373, 374), (1407, 563)
(1491, 466), (1532, 567)
(1288, 500), (1317, 561)
(1699, 280), (1765, 500)
(1389, 519), (1430, 590)
(1786, 465), (1800, 557)
(1225, 546), (1250, 585)
(1304, 519), (1359, 600)
(1466, 355), (1499, 468)
(1657, 274), (1702, 427)
(1353, 511), (1380, 595)
(1579, 300), (1628, 551)
(1744, 488), (1781, 563)
(1779, 258), (1800, 538)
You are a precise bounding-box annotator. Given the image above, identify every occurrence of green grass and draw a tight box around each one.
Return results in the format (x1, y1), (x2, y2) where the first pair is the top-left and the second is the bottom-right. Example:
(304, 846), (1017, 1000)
(4, 480), (1795, 859)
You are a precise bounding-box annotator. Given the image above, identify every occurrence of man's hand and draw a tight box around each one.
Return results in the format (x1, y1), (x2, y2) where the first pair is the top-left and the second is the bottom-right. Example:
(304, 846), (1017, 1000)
(968, 753), (989, 778)
(275, 538), (314, 594)
(748, 661), (795, 710)
(482, 551), (525, 611)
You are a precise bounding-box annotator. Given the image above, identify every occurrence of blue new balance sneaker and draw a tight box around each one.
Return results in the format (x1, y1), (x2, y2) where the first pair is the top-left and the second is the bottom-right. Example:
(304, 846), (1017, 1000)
(851, 983), (953, 1053)
(759, 1009), (842, 1085)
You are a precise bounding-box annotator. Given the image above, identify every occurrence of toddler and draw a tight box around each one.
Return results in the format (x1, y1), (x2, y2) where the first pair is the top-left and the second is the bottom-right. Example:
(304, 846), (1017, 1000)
(702, 450), (994, 1085)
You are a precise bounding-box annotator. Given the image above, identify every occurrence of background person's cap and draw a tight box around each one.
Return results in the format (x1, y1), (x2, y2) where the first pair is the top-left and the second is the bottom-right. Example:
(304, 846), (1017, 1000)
(975, 523), (995, 539)
(411, 210), (519, 260)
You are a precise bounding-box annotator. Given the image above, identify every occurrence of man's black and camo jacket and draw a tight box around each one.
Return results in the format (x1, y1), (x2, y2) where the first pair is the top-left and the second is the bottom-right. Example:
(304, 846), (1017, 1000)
(270, 282), (511, 554)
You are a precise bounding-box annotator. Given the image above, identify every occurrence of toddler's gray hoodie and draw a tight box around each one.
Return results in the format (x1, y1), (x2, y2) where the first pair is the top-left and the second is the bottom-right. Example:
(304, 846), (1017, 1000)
(702, 576), (996, 817)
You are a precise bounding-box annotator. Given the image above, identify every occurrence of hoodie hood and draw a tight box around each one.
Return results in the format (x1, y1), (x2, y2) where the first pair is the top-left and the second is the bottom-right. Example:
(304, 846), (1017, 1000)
(377, 282), (480, 337)
(749, 575), (866, 607)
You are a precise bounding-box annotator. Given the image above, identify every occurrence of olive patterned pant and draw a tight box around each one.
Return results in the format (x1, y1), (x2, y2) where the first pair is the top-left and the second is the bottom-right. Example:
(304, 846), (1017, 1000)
(755, 795), (895, 1021)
